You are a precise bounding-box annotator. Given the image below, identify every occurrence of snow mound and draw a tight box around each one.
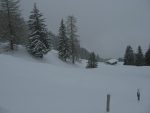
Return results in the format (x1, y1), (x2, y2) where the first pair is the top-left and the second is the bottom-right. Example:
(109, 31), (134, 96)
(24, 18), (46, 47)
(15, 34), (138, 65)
(44, 50), (83, 68)
(0, 45), (84, 68)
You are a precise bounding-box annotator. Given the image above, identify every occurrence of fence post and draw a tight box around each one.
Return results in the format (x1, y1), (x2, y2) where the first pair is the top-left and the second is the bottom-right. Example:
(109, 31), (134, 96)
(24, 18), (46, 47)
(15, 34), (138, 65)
(106, 94), (110, 112)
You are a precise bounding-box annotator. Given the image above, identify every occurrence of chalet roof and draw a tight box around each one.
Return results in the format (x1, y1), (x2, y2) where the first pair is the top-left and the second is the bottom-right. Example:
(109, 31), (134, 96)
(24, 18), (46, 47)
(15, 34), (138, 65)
(106, 59), (118, 64)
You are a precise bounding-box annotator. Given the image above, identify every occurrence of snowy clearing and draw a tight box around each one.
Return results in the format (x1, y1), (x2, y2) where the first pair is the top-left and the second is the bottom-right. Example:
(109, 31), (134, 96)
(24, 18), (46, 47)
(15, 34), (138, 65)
(0, 48), (150, 113)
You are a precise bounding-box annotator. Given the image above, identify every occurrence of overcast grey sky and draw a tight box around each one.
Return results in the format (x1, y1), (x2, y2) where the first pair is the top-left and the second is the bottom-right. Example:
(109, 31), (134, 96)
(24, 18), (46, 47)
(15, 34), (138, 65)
(20, 0), (150, 58)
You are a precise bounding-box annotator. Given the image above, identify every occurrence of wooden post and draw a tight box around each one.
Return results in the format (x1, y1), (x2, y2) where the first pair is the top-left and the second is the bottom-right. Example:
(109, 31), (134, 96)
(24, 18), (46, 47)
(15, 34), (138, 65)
(106, 94), (110, 112)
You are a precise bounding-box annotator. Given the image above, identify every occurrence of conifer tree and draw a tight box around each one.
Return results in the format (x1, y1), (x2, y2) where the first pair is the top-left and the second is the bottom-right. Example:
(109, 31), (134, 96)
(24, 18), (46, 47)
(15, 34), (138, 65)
(135, 46), (144, 66)
(58, 19), (69, 61)
(0, 0), (26, 49)
(27, 3), (50, 58)
(145, 46), (150, 66)
(124, 45), (135, 65)
(73, 38), (80, 61)
(66, 15), (80, 64)
(86, 52), (98, 68)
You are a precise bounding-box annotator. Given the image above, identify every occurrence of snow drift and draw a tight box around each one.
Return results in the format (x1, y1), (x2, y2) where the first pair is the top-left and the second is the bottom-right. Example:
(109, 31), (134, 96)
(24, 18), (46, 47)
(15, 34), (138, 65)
(0, 47), (150, 113)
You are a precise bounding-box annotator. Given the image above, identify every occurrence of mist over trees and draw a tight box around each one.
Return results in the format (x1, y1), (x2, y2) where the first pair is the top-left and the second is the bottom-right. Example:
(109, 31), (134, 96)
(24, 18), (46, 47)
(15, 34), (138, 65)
(49, 31), (58, 50)
(79, 47), (90, 60)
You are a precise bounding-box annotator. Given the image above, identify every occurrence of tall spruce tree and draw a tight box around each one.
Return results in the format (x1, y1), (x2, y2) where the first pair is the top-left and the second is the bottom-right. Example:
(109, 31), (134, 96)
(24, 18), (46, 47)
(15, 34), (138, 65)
(135, 46), (144, 66)
(0, 0), (26, 49)
(124, 45), (135, 65)
(66, 15), (80, 64)
(145, 46), (150, 66)
(27, 3), (50, 58)
(86, 52), (98, 68)
(58, 19), (69, 61)
(73, 38), (80, 61)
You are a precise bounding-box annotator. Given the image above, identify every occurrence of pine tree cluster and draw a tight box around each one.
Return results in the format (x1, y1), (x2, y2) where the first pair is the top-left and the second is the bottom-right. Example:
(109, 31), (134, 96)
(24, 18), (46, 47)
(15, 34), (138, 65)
(124, 45), (135, 65)
(145, 47), (150, 66)
(124, 45), (150, 66)
(57, 16), (80, 63)
(1, 0), (150, 68)
(86, 52), (98, 68)
(0, 1), (98, 65)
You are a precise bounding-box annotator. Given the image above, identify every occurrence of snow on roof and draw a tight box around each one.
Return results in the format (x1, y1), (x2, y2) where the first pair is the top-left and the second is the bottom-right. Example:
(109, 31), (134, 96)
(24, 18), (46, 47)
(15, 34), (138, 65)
(106, 59), (118, 64)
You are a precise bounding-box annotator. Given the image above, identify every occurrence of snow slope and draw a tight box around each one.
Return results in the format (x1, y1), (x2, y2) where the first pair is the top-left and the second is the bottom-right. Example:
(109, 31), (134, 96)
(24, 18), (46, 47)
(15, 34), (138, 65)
(0, 48), (150, 113)
(1, 45), (83, 68)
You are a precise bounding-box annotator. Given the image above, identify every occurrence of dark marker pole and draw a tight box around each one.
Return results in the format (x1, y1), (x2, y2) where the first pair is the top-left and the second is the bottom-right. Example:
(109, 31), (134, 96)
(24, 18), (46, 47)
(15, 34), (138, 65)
(106, 94), (110, 112)
(137, 89), (140, 101)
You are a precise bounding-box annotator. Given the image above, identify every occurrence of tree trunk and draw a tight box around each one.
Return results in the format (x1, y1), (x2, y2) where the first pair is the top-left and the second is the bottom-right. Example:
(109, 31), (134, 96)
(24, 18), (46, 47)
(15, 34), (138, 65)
(10, 39), (14, 50)
(72, 56), (75, 64)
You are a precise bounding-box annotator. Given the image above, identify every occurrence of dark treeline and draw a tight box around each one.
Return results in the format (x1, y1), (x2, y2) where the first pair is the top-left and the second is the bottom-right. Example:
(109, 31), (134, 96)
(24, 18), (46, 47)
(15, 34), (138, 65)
(124, 45), (150, 66)
(0, 0), (100, 67)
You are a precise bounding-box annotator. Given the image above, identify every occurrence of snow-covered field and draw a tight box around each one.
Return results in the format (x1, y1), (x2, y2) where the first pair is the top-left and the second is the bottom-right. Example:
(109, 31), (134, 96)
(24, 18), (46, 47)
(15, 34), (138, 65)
(0, 47), (150, 113)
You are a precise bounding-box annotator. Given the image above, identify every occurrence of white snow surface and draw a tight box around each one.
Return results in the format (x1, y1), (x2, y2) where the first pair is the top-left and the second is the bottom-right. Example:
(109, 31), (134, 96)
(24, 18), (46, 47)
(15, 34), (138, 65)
(0, 46), (150, 113)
